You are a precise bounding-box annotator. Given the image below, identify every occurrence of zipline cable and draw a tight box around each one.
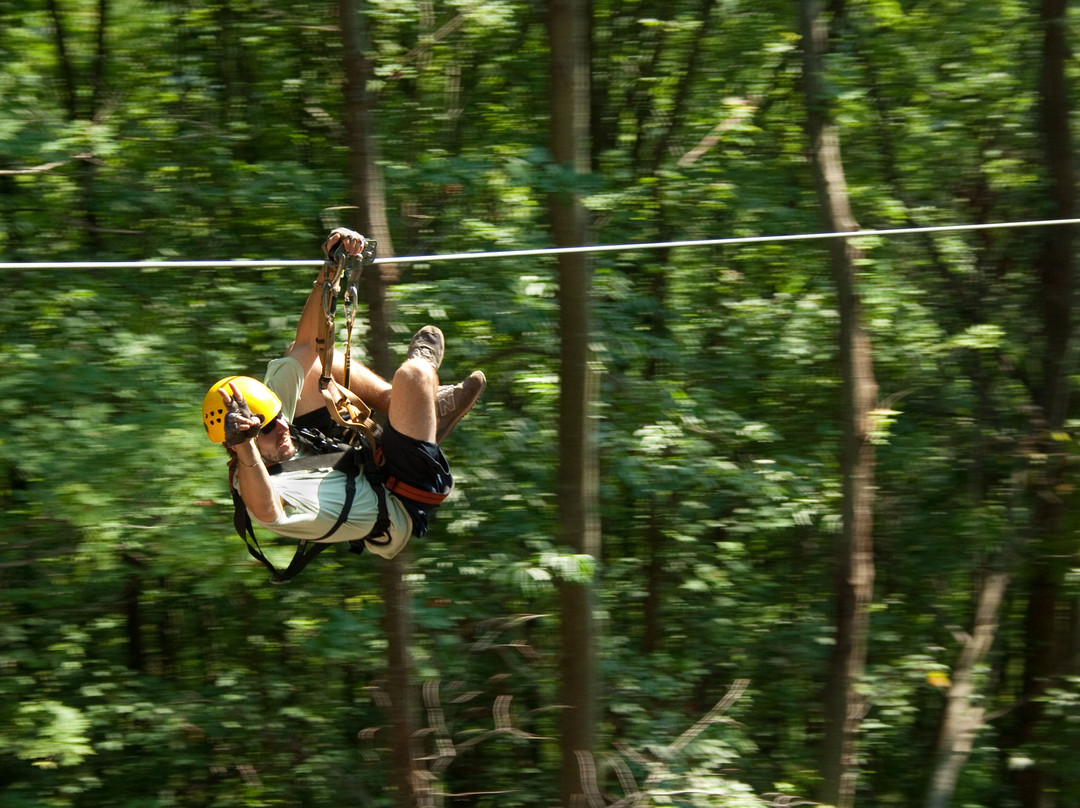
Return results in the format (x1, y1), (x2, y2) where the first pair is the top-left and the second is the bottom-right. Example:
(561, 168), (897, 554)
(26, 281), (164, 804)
(1, 217), (1078, 270)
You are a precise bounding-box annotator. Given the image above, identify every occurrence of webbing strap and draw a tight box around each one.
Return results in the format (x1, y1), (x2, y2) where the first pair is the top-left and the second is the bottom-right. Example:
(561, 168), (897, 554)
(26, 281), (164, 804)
(314, 238), (379, 441)
(266, 445), (367, 543)
(384, 475), (449, 506)
(231, 436), (391, 583)
(231, 487), (329, 584)
(319, 378), (375, 442)
(311, 468), (357, 542)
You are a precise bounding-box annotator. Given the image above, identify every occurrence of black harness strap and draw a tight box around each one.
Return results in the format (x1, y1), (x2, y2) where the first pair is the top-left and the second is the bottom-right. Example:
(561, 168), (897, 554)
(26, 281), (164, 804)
(231, 488), (332, 584)
(231, 428), (391, 583)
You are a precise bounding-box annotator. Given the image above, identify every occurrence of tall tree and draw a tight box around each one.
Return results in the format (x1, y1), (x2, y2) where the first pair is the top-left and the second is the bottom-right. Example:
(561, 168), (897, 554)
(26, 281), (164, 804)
(799, 2), (877, 806)
(340, 2), (419, 806)
(1014, 2), (1076, 806)
(46, 0), (109, 249)
(341, 0), (397, 375)
(548, 0), (601, 804)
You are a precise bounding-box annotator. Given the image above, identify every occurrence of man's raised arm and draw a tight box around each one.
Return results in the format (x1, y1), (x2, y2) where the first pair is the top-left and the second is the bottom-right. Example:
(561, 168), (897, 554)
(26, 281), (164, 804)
(286, 229), (391, 418)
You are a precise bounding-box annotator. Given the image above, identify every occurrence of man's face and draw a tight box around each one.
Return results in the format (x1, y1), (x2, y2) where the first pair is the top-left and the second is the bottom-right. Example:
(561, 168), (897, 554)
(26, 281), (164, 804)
(255, 416), (296, 464)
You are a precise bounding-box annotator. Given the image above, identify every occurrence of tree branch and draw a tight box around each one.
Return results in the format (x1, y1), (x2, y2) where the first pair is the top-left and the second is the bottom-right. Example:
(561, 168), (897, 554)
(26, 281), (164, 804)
(0, 154), (95, 175)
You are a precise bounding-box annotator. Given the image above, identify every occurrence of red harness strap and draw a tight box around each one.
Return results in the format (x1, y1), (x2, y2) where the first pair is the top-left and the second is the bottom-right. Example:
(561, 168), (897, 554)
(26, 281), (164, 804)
(383, 475), (449, 506)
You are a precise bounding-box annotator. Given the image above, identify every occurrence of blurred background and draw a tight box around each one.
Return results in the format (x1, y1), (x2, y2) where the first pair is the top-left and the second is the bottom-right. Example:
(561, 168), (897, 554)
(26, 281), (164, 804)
(1, 1), (1078, 806)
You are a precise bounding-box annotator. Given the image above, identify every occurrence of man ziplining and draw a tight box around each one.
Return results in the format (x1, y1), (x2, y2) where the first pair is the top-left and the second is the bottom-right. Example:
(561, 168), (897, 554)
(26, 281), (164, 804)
(202, 228), (486, 581)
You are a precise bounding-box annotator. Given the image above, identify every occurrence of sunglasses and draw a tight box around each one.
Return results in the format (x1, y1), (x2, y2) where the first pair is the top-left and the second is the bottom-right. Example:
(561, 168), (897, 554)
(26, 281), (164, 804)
(259, 411), (285, 435)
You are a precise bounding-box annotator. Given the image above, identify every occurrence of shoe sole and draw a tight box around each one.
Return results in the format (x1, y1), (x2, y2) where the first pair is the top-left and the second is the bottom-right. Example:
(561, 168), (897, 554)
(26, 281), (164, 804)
(407, 325), (445, 371)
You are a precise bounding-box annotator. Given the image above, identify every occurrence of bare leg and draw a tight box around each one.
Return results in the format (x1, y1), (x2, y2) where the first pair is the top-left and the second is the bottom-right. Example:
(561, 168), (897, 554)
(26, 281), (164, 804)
(387, 358), (438, 443)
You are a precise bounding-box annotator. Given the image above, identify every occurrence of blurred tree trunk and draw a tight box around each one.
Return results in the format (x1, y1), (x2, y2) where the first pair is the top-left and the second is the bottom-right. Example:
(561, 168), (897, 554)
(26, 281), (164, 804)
(638, 1), (712, 655)
(799, 3), (877, 807)
(548, 0), (601, 805)
(924, 569), (1010, 808)
(341, 0), (397, 374)
(340, 3), (419, 807)
(122, 570), (144, 672)
(46, 0), (108, 250)
(1014, 2), (1076, 807)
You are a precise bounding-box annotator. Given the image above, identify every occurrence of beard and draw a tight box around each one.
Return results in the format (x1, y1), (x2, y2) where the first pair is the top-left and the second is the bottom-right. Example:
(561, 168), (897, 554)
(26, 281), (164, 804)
(258, 429), (298, 465)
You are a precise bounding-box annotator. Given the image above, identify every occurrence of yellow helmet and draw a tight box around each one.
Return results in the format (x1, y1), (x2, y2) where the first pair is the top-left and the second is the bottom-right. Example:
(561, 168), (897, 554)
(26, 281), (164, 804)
(202, 376), (283, 443)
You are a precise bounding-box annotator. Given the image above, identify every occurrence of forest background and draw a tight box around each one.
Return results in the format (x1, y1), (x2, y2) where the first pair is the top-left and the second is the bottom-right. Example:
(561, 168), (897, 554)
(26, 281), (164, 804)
(2, 1), (1079, 807)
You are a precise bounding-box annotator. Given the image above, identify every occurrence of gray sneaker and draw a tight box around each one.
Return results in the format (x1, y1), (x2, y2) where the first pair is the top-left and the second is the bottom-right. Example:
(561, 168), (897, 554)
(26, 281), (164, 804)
(436, 370), (486, 443)
(407, 325), (444, 371)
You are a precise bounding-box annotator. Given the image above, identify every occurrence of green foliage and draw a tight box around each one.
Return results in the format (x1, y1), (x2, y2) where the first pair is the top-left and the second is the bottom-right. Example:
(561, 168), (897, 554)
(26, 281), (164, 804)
(1, 0), (1078, 806)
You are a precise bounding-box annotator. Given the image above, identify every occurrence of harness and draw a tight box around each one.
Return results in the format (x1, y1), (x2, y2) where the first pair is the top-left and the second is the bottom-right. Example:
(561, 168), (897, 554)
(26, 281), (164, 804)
(230, 426), (391, 583)
(230, 238), (391, 584)
(315, 237), (382, 452)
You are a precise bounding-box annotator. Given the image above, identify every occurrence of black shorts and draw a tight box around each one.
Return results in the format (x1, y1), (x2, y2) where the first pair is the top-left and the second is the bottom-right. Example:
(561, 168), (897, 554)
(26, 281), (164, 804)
(378, 421), (453, 537)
